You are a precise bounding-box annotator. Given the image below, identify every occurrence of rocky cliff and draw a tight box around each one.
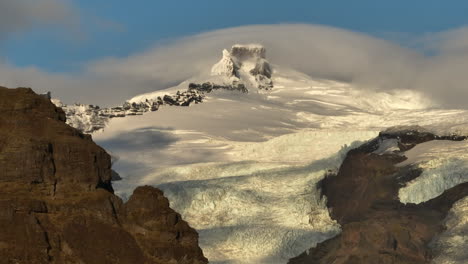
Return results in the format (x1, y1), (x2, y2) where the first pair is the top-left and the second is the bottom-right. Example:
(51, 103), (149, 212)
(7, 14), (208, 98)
(0, 86), (208, 264)
(289, 128), (468, 264)
(211, 44), (273, 90)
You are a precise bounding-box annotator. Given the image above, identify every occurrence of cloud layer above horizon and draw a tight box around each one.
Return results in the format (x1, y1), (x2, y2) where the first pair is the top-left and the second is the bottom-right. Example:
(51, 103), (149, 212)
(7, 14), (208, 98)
(0, 0), (79, 39)
(2, 23), (468, 108)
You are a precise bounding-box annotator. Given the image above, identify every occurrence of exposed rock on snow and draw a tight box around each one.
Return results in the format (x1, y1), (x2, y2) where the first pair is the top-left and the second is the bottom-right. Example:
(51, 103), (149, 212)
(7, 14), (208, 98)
(290, 129), (468, 264)
(53, 88), (206, 133)
(52, 44), (272, 134)
(54, 77), (253, 133)
(210, 44), (274, 90)
(211, 49), (239, 79)
(231, 44), (266, 60)
(188, 81), (248, 94)
(398, 139), (468, 204)
(347, 127), (468, 206)
(250, 58), (272, 78)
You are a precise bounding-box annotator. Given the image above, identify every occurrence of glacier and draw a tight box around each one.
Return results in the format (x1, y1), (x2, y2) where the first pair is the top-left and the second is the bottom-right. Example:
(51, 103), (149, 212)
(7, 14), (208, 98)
(96, 119), (378, 263)
(431, 196), (468, 264)
(83, 44), (468, 263)
(398, 140), (468, 204)
(155, 132), (373, 263)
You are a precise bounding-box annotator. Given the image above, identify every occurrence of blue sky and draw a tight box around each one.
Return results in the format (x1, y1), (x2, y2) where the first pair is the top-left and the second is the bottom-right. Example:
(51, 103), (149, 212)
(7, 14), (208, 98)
(3, 0), (468, 73)
(4, 0), (468, 108)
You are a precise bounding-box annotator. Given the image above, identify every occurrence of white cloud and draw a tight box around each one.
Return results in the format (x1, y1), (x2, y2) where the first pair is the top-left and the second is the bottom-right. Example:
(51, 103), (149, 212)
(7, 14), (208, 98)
(0, 63), (144, 105)
(4, 24), (468, 108)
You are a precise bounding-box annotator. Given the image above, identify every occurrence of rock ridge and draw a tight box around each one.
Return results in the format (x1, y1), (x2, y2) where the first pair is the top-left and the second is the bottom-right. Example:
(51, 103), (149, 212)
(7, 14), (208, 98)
(49, 44), (274, 134)
(0, 86), (208, 264)
(53, 79), (250, 133)
(289, 127), (468, 264)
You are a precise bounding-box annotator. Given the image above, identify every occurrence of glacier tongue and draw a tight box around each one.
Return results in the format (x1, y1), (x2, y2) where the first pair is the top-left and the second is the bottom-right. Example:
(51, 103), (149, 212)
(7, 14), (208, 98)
(431, 196), (468, 264)
(146, 131), (375, 264)
(398, 140), (468, 204)
(158, 162), (340, 263)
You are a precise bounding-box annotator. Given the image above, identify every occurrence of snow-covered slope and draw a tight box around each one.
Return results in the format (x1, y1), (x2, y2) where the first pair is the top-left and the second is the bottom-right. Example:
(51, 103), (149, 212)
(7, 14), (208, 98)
(87, 44), (468, 263)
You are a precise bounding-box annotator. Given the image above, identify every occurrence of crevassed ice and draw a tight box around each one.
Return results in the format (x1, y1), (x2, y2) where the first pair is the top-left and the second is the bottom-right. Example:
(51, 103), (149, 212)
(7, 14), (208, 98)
(431, 196), (468, 264)
(154, 132), (373, 264)
(159, 162), (339, 264)
(398, 140), (468, 204)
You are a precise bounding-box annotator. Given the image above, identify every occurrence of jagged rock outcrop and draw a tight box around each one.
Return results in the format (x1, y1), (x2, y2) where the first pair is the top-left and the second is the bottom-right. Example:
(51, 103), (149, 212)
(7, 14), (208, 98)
(230, 44), (266, 60)
(188, 81), (248, 94)
(289, 128), (468, 264)
(210, 44), (274, 90)
(52, 89), (205, 133)
(211, 49), (239, 79)
(49, 44), (274, 134)
(53, 76), (251, 134)
(0, 86), (208, 264)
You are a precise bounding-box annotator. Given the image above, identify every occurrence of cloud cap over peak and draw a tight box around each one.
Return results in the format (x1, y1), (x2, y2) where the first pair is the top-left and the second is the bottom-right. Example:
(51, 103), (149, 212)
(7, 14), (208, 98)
(3, 23), (468, 108)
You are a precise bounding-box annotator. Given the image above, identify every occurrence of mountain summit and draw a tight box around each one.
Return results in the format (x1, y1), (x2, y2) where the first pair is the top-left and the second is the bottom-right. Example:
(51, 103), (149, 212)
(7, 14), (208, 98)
(211, 44), (273, 90)
(52, 44), (276, 133)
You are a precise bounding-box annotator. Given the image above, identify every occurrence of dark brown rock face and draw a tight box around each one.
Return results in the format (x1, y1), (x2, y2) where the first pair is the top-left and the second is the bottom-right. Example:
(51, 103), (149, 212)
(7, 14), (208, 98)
(290, 130), (468, 264)
(0, 87), (208, 264)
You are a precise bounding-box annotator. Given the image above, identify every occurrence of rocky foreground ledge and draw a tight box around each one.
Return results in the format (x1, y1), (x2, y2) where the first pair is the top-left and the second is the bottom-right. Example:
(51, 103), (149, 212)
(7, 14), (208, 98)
(289, 128), (468, 264)
(0, 87), (208, 264)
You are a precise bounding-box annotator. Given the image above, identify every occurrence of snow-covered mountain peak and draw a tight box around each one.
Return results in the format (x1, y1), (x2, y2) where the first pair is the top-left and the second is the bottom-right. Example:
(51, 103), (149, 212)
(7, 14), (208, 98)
(211, 49), (239, 79)
(211, 44), (273, 90)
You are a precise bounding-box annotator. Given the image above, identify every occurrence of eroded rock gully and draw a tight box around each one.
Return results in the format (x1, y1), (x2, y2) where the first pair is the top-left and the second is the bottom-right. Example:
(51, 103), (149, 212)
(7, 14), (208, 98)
(0, 87), (208, 264)
(290, 129), (468, 264)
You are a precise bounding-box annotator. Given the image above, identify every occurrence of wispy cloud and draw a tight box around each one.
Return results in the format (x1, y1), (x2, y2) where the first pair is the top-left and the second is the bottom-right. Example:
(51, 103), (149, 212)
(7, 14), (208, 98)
(0, 0), (80, 39)
(3, 24), (468, 108)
